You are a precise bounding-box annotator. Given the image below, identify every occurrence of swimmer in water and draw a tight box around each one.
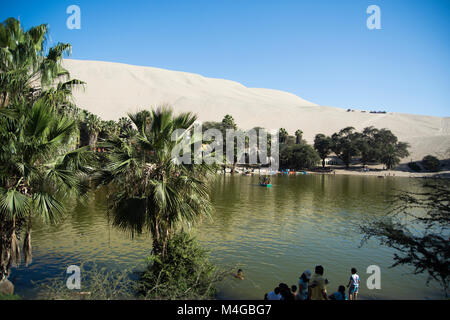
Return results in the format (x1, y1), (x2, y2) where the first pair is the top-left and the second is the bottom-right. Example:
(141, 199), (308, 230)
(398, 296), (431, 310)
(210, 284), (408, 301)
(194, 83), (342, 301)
(234, 269), (245, 280)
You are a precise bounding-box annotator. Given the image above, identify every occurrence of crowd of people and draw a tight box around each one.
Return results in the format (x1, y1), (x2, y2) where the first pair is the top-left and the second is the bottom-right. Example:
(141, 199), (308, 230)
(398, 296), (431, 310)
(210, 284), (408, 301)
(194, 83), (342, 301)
(263, 265), (360, 301)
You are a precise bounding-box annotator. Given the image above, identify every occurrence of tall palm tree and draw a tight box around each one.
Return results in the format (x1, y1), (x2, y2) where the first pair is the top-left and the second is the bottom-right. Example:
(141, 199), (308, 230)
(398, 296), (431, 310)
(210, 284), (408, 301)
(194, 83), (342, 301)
(295, 129), (303, 144)
(0, 97), (93, 280)
(0, 18), (91, 283)
(279, 128), (288, 144)
(96, 106), (215, 260)
(0, 18), (81, 107)
(79, 110), (102, 147)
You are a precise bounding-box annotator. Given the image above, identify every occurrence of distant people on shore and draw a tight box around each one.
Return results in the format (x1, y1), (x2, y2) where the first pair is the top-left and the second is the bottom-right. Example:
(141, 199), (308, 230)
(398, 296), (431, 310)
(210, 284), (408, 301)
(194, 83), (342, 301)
(309, 265), (328, 300)
(347, 268), (360, 300)
(329, 285), (347, 300)
(297, 270), (312, 300)
(266, 287), (282, 300)
(291, 285), (298, 300)
(279, 283), (294, 300)
(263, 265), (361, 301)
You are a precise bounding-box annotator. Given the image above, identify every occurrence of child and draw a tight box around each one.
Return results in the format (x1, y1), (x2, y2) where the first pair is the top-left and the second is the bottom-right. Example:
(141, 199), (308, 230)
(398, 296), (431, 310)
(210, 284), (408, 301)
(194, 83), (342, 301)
(347, 268), (360, 300)
(291, 285), (298, 300)
(266, 287), (282, 300)
(329, 285), (347, 300)
(234, 269), (245, 280)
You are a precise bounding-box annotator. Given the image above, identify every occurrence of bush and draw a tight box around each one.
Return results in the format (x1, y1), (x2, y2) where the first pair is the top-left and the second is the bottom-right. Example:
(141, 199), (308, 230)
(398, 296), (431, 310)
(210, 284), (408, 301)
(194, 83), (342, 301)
(422, 155), (441, 172)
(139, 231), (224, 300)
(0, 293), (20, 300)
(408, 162), (421, 172)
(280, 144), (320, 170)
(36, 262), (136, 300)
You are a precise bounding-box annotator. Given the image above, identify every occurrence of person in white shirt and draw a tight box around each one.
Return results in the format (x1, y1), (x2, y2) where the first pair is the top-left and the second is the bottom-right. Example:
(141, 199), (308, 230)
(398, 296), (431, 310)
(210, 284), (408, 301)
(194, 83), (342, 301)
(347, 267), (360, 300)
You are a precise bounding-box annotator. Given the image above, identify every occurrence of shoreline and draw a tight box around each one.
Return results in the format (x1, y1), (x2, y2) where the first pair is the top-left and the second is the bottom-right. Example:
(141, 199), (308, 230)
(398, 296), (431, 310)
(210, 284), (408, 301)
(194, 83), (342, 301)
(232, 165), (450, 179)
(311, 168), (450, 179)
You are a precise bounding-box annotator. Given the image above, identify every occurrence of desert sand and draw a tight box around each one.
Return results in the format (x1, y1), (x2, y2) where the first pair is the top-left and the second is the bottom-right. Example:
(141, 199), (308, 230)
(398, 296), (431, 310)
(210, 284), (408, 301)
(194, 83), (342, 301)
(63, 59), (450, 161)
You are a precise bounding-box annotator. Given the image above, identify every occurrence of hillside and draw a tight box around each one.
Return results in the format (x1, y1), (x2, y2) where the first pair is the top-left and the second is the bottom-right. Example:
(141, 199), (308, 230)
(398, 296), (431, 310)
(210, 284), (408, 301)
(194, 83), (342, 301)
(64, 59), (450, 161)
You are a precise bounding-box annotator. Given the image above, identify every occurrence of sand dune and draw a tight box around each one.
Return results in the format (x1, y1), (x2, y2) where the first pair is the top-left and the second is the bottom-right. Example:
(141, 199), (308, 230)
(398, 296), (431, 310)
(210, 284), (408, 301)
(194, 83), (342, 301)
(63, 59), (450, 161)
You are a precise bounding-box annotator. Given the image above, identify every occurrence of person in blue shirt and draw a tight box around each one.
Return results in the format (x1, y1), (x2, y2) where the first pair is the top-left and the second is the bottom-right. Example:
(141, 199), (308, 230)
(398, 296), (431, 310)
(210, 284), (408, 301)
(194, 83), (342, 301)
(329, 285), (347, 300)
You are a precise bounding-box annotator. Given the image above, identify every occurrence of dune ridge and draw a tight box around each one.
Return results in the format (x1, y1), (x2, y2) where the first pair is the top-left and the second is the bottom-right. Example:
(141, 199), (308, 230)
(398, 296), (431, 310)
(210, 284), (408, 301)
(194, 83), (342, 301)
(63, 59), (450, 161)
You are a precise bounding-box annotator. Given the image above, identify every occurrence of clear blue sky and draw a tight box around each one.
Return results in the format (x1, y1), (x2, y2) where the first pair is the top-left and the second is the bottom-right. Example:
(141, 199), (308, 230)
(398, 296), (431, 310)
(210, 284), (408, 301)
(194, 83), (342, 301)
(1, 0), (449, 116)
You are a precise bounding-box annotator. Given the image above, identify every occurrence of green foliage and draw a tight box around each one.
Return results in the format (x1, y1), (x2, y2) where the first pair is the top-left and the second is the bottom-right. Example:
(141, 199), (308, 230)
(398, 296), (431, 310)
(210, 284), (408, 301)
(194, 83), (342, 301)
(280, 143), (320, 170)
(221, 114), (237, 130)
(331, 127), (360, 168)
(356, 126), (380, 165)
(314, 134), (332, 167)
(0, 293), (20, 300)
(422, 155), (441, 172)
(295, 129), (303, 144)
(36, 262), (136, 300)
(408, 161), (422, 172)
(278, 128), (288, 144)
(0, 18), (91, 279)
(361, 181), (450, 297)
(329, 126), (410, 169)
(139, 232), (223, 300)
(375, 129), (409, 169)
(0, 18), (84, 106)
(96, 106), (215, 259)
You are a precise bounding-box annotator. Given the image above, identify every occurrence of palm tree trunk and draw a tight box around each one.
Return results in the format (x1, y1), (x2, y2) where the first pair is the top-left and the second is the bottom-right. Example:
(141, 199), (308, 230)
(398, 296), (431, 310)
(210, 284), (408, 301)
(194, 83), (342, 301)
(23, 214), (32, 266)
(1, 92), (8, 108)
(0, 222), (11, 280)
(10, 216), (20, 267)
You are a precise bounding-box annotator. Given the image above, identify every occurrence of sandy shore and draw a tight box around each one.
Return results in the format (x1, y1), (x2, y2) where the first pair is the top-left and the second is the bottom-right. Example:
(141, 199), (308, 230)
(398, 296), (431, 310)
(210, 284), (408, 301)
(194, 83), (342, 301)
(237, 163), (450, 179)
(322, 168), (450, 179)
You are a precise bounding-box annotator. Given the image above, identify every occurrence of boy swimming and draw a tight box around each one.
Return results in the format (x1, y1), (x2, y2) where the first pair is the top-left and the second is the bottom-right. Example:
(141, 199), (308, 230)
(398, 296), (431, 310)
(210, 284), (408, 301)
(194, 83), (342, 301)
(234, 268), (245, 280)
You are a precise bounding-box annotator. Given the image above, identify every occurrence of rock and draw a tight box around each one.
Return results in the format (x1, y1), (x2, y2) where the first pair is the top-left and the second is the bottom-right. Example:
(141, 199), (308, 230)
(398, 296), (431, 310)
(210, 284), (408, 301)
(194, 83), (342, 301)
(0, 278), (14, 295)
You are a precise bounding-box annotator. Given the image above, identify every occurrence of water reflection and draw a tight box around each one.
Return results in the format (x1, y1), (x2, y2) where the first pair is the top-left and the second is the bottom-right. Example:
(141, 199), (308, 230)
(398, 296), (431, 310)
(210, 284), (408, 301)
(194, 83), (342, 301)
(11, 174), (442, 300)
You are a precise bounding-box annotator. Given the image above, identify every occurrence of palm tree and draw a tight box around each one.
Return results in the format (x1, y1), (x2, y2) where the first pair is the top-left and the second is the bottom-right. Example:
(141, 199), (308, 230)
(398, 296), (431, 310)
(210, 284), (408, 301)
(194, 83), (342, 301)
(279, 128), (288, 144)
(221, 114), (236, 130)
(79, 110), (103, 148)
(0, 18), (82, 107)
(0, 97), (93, 280)
(295, 129), (303, 144)
(96, 106), (215, 260)
(0, 18), (91, 284)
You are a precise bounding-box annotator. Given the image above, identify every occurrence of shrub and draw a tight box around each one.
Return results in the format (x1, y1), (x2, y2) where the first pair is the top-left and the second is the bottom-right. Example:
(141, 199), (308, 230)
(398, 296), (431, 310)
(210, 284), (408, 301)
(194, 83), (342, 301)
(0, 293), (20, 300)
(408, 162), (421, 172)
(36, 262), (136, 300)
(422, 155), (441, 172)
(138, 231), (225, 300)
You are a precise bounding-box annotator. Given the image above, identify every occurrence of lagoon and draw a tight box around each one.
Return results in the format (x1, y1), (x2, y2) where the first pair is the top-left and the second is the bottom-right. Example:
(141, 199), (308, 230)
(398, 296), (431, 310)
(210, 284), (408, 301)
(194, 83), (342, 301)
(11, 174), (442, 299)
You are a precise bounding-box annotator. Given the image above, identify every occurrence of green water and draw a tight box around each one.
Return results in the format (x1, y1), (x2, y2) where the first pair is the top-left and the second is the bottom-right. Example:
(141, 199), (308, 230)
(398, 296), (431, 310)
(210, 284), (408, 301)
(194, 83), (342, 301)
(10, 174), (443, 299)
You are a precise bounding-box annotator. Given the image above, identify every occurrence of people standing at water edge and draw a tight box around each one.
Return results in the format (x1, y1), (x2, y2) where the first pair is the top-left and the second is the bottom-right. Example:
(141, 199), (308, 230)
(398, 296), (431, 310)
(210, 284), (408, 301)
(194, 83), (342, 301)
(297, 270), (312, 300)
(309, 265), (328, 300)
(347, 268), (360, 300)
(291, 285), (298, 300)
(329, 285), (347, 300)
(278, 283), (294, 300)
(266, 287), (282, 300)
